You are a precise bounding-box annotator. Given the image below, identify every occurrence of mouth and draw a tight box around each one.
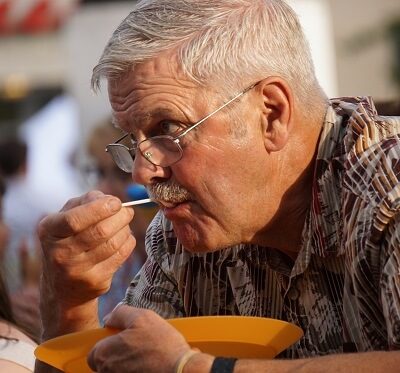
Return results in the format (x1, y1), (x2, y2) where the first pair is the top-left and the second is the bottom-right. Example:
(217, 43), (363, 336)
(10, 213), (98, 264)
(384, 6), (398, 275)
(156, 199), (192, 217)
(157, 200), (180, 209)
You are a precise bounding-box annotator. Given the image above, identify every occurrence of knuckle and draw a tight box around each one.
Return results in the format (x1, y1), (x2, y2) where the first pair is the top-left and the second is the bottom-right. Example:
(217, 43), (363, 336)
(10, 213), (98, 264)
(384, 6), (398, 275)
(63, 212), (81, 233)
(124, 207), (135, 219)
(37, 216), (49, 240)
(93, 222), (111, 240)
(66, 270), (104, 295)
(84, 282), (110, 299)
(61, 197), (79, 212)
(50, 249), (65, 267)
(128, 234), (136, 249)
(88, 343), (105, 370)
(85, 190), (105, 202)
(123, 234), (136, 251)
(135, 308), (153, 324)
(51, 248), (78, 271)
(51, 254), (74, 275)
(119, 236), (136, 258)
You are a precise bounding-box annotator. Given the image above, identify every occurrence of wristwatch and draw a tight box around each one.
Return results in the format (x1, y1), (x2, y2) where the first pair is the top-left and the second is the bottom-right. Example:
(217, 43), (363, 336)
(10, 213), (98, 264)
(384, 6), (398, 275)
(210, 357), (238, 373)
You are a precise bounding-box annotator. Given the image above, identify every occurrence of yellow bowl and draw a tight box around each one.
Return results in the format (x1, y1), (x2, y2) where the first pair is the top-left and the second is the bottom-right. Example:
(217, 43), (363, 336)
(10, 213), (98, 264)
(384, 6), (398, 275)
(35, 316), (303, 372)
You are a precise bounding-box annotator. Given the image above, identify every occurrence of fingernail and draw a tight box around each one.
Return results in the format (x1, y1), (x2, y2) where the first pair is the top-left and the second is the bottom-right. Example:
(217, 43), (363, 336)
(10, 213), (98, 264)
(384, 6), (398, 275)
(103, 313), (111, 324)
(107, 198), (120, 212)
(102, 302), (123, 325)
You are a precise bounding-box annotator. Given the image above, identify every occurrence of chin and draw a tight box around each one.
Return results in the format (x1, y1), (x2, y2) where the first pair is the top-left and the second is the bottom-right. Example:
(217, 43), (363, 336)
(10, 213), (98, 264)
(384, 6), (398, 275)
(175, 233), (215, 253)
(172, 222), (235, 254)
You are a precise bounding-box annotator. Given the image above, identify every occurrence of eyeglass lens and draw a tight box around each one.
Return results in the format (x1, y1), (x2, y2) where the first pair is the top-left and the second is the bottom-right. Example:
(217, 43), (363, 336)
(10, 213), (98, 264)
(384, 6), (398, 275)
(107, 136), (183, 171)
(106, 144), (135, 173)
(139, 137), (182, 167)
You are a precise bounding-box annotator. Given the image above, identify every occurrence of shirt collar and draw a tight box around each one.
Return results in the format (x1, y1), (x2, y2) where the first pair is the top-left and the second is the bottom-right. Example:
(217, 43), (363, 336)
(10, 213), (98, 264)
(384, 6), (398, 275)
(303, 97), (377, 260)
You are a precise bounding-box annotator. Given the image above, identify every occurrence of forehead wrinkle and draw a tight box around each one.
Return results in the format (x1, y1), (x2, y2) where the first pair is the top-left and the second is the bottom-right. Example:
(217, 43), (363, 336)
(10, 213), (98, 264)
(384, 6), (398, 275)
(111, 85), (193, 117)
(110, 80), (210, 133)
(110, 75), (197, 106)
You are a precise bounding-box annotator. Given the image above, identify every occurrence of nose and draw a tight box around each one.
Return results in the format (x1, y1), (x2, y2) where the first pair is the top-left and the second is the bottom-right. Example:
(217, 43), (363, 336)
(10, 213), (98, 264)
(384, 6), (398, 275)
(131, 151), (171, 185)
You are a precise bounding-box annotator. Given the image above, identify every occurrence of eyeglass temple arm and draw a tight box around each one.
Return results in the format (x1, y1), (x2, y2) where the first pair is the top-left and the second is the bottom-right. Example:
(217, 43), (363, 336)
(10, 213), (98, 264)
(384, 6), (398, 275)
(177, 82), (258, 138)
(105, 133), (132, 153)
(115, 133), (130, 143)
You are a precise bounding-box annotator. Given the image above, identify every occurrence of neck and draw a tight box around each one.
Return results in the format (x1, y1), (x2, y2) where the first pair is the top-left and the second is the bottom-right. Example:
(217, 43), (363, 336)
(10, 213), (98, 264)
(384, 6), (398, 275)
(253, 105), (325, 259)
(266, 158), (315, 259)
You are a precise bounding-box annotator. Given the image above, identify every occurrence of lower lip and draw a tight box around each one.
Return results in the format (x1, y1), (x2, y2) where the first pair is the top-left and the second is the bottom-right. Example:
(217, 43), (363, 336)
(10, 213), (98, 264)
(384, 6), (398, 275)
(161, 201), (191, 219)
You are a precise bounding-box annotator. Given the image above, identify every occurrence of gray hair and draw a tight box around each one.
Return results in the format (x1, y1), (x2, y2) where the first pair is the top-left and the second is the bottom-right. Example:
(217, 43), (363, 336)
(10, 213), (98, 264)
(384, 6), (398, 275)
(92, 0), (324, 105)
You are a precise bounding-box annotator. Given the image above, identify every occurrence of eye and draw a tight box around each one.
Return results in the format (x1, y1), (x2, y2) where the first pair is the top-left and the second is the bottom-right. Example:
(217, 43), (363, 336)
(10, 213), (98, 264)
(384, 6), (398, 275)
(159, 121), (185, 136)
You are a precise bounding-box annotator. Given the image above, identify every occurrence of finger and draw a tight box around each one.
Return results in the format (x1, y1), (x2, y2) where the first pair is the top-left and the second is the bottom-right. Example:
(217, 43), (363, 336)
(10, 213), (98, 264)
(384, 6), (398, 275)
(38, 195), (124, 239)
(50, 224), (134, 272)
(68, 236), (135, 296)
(60, 190), (106, 213)
(102, 303), (123, 324)
(75, 207), (134, 247)
(84, 228), (136, 267)
(87, 334), (123, 372)
(90, 235), (136, 282)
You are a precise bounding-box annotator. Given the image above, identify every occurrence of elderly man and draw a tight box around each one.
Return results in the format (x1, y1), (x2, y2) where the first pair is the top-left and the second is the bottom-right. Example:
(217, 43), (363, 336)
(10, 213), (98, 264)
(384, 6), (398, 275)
(37, 0), (400, 372)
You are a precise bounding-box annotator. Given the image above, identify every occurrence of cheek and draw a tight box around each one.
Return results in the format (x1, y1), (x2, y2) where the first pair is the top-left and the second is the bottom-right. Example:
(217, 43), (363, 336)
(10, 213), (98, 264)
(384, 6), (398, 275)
(179, 148), (251, 208)
(177, 125), (266, 203)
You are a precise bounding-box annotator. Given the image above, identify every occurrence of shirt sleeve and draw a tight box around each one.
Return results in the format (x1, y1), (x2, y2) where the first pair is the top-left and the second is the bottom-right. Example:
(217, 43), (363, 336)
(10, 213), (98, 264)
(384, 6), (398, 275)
(122, 212), (185, 318)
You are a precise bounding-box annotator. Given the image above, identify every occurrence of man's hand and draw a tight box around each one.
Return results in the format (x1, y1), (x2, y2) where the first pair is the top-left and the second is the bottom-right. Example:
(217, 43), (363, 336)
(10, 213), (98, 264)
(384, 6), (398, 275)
(38, 191), (135, 339)
(87, 305), (193, 373)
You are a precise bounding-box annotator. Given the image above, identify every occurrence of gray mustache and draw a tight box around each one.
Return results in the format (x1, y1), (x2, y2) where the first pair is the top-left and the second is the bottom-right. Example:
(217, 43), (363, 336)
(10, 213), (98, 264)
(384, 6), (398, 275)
(147, 181), (192, 203)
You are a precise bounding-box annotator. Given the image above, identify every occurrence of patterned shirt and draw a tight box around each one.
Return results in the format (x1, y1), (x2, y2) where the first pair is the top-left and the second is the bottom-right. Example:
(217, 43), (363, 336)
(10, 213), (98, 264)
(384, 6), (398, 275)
(124, 97), (400, 358)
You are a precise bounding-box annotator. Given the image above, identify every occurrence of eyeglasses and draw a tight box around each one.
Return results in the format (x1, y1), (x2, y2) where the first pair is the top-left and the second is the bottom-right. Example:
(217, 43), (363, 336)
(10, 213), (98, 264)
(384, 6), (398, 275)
(105, 81), (259, 172)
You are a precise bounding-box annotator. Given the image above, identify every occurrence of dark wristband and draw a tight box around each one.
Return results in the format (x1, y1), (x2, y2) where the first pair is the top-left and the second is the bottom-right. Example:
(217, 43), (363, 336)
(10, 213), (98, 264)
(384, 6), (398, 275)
(210, 357), (238, 373)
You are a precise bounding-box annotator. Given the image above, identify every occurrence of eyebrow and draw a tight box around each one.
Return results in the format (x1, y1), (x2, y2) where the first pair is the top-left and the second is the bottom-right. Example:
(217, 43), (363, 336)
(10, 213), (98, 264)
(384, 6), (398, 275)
(111, 107), (190, 132)
(149, 108), (186, 122)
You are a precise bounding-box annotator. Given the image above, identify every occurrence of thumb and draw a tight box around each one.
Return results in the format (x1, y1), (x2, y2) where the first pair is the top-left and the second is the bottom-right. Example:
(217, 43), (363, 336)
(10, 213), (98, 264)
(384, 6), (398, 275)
(104, 304), (138, 329)
(102, 302), (123, 324)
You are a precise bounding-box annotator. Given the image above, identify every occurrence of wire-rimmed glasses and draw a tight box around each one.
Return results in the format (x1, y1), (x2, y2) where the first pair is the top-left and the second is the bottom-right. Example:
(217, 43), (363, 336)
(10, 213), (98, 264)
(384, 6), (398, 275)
(105, 81), (259, 172)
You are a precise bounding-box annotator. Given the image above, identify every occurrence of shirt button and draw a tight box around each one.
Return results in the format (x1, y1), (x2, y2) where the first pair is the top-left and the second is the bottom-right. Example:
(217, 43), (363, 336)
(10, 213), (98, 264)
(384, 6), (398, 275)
(287, 287), (300, 300)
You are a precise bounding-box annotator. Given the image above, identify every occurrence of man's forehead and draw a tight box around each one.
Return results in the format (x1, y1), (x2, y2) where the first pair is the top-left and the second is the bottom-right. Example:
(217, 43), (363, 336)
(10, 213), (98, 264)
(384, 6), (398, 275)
(108, 51), (197, 92)
(108, 59), (210, 130)
(108, 74), (199, 102)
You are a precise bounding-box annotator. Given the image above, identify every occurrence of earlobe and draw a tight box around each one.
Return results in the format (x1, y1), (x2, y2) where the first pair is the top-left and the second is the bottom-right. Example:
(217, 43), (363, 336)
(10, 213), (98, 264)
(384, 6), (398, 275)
(263, 118), (289, 152)
(258, 78), (293, 153)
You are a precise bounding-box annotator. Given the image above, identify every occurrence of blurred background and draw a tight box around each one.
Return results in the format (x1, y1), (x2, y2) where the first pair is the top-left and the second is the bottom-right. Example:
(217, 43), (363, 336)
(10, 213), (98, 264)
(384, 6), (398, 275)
(0, 0), (399, 338)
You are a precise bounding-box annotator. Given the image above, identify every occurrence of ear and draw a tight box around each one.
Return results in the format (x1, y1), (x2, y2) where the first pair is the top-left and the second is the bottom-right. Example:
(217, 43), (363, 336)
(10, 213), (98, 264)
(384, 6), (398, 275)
(257, 77), (294, 152)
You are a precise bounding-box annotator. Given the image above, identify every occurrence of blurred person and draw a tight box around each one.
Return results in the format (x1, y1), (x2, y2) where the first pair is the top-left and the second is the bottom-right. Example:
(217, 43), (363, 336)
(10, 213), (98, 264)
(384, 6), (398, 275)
(85, 120), (132, 202)
(0, 139), (43, 342)
(19, 94), (85, 212)
(86, 119), (157, 319)
(0, 273), (37, 373)
(0, 176), (36, 373)
(0, 139), (45, 293)
(36, 1), (400, 372)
